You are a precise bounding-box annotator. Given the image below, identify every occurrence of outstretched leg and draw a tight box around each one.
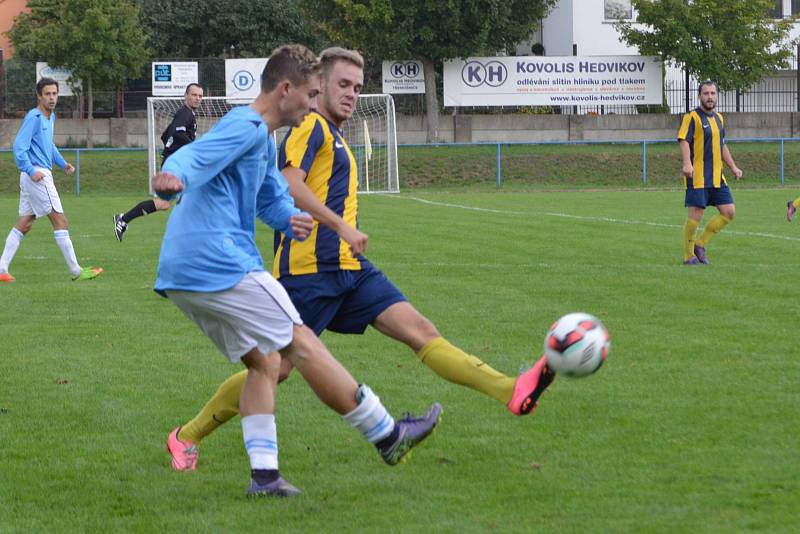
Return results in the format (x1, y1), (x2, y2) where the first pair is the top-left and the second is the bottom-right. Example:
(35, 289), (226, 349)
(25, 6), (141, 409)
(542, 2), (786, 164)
(114, 198), (171, 241)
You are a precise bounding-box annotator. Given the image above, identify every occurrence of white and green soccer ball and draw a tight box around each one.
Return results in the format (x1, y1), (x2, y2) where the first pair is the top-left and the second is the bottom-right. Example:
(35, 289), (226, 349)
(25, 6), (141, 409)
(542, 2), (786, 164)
(544, 312), (610, 377)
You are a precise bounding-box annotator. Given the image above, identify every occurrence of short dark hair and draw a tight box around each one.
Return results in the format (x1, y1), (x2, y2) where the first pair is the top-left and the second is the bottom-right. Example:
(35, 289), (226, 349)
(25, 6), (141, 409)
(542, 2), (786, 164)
(185, 83), (202, 94)
(261, 44), (319, 92)
(698, 80), (718, 94)
(36, 77), (59, 95)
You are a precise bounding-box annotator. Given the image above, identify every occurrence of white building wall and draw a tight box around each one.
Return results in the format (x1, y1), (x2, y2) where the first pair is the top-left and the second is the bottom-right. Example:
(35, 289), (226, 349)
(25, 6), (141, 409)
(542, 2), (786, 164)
(572, 1), (637, 56)
(541, 0), (574, 56)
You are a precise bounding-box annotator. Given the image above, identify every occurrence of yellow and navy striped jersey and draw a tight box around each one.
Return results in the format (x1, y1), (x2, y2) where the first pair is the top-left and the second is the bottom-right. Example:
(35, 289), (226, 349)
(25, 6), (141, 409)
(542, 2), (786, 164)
(677, 107), (727, 189)
(272, 112), (364, 278)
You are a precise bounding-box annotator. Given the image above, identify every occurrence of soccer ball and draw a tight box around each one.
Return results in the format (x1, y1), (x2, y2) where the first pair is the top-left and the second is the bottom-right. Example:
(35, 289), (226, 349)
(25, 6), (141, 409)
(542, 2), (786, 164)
(544, 312), (610, 377)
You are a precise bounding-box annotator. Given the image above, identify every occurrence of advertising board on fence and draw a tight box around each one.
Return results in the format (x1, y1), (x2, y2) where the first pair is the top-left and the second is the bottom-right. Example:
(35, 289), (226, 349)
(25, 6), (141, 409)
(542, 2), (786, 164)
(443, 55), (663, 107)
(36, 63), (80, 97)
(225, 58), (269, 102)
(152, 62), (198, 96)
(382, 60), (425, 94)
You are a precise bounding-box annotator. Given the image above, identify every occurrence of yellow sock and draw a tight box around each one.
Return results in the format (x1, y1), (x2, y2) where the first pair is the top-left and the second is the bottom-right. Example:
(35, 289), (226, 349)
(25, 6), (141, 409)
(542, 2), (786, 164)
(417, 337), (516, 404)
(179, 370), (246, 444)
(683, 219), (699, 260)
(697, 214), (731, 247)
(793, 198), (800, 209)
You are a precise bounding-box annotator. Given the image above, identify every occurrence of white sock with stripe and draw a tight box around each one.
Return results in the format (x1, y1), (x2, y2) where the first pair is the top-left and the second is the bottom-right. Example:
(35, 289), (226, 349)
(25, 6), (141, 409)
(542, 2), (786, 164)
(0, 228), (23, 273)
(54, 230), (81, 276)
(343, 384), (396, 443)
(241, 414), (278, 470)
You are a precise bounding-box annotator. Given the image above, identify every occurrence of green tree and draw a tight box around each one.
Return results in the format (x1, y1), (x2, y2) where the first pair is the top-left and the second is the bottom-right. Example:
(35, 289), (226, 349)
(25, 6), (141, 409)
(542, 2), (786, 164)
(138, 0), (325, 58)
(8, 0), (149, 147)
(617, 0), (796, 92)
(304, 0), (556, 142)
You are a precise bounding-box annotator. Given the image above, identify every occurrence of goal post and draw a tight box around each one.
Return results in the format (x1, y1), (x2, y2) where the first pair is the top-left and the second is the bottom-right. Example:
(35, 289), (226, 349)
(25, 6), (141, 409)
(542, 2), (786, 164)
(146, 93), (399, 194)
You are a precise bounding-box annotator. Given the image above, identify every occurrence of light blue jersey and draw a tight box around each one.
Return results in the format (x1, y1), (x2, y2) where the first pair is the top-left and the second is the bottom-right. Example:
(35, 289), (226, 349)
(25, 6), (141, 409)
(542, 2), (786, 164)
(13, 108), (67, 176)
(154, 106), (303, 294)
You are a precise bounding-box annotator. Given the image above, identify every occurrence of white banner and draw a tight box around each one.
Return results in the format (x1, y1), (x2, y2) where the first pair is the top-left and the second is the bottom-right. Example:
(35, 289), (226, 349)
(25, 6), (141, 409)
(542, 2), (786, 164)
(382, 60), (425, 94)
(226, 58), (268, 102)
(36, 62), (80, 97)
(443, 55), (663, 107)
(152, 62), (198, 96)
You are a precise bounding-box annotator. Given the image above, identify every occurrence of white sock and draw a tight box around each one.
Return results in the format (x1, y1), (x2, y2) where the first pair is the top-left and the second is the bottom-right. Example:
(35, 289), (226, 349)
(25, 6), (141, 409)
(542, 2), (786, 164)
(54, 230), (81, 276)
(241, 414), (278, 470)
(0, 228), (23, 273)
(343, 384), (396, 444)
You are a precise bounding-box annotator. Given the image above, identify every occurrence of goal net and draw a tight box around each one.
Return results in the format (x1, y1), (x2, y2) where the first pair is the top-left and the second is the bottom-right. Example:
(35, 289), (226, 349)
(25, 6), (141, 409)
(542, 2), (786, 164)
(147, 94), (399, 193)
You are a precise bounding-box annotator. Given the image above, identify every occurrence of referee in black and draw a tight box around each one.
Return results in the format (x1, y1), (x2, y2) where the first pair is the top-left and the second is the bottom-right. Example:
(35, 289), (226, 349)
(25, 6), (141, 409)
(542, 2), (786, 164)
(113, 83), (203, 242)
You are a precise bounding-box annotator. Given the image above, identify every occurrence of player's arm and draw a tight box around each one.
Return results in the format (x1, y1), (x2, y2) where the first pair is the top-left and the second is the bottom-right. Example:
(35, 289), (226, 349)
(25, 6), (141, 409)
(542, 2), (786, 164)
(722, 144), (742, 179)
(154, 116), (256, 200)
(678, 140), (693, 179)
(677, 113), (694, 179)
(12, 114), (38, 178)
(256, 163), (312, 242)
(51, 145), (73, 175)
(282, 166), (368, 255)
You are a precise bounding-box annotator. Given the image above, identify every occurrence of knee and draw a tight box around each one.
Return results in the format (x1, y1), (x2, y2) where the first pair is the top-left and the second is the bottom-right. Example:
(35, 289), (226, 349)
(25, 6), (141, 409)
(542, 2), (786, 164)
(277, 357), (294, 383)
(244, 350), (281, 380)
(16, 221), (33, 234)
(52, 214), (69, 230)
(408, 315), (440, 351)
(417, 317), (440, 342)
(155, 198), (171, 211)
(281, 325), (320, 364)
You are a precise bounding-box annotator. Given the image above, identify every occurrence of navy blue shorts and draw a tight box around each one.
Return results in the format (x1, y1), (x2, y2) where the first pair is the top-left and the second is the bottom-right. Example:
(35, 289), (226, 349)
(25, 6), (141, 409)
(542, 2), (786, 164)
(278, 264), (407, 336)
(685, 184), (734, 208)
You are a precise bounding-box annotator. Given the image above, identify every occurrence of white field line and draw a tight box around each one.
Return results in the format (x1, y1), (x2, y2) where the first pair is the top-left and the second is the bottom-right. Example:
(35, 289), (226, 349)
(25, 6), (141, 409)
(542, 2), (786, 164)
(388, 195), (800, 243)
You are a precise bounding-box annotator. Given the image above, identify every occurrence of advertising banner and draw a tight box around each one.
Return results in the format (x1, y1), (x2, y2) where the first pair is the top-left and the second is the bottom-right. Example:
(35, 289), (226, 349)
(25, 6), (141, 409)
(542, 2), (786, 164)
(225, 58), (269, 102)
(36, 63), (80, 97)
(152, 62), (198, 96)
(382, 60), (425, 94)
(443, 55), (663, 106)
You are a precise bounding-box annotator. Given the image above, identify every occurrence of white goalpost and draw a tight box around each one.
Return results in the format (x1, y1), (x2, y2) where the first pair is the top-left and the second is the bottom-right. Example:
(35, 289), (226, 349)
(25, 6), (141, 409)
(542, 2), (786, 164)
(146, 94), (399, 194)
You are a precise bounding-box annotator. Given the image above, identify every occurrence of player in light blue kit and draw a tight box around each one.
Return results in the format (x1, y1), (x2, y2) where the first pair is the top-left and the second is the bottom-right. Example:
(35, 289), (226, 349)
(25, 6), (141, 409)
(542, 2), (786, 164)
(151, 44), (441, 498)
(0, 77), (103, 282)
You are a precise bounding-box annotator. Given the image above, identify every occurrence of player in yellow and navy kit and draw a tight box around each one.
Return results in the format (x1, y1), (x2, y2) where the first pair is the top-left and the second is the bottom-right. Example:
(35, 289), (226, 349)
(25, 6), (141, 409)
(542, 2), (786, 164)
(677, 80), (742, 265)
(786, 196), (800, 222)
(167, 48), (556, 469)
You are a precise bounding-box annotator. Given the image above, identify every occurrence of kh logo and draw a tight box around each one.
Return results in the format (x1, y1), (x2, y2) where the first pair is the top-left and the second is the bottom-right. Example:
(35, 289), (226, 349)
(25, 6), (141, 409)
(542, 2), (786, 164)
(461, 60), (507, 87)
(390, 61), (421, 79)
(233, 70), (256, 91)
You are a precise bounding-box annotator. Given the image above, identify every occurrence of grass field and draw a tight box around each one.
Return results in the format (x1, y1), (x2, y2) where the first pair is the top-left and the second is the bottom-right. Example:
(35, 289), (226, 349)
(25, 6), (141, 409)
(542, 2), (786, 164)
(1, 168), (799, 531)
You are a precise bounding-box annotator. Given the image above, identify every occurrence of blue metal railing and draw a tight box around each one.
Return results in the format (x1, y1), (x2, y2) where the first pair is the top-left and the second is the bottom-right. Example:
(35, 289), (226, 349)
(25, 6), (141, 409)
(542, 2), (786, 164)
(3, 138), (799, 193)
(396, 137), (800, 188)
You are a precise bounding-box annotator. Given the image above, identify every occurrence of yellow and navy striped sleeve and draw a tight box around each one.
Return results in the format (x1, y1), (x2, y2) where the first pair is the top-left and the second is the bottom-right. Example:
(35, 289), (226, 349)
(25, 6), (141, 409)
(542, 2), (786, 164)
(677, 112), (695, 144)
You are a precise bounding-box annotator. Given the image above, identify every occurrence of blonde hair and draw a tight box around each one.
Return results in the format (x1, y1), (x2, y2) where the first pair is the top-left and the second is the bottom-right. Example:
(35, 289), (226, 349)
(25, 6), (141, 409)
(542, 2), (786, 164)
(319, 47), (364, 78)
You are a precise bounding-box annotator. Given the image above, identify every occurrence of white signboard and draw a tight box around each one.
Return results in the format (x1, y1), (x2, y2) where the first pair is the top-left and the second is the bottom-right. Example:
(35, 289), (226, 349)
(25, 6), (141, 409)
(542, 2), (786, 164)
(382, 60), (425, 94)
(36, 62), (80, 97)
(226, 58), (268, 102)
(443, 55), (663, 107)
(152, 62), (198, 96)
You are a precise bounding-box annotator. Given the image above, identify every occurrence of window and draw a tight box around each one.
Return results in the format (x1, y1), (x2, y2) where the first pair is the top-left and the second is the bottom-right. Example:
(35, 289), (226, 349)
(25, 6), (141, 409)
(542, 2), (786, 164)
(793, 0), (800, 15)
(605, 0), (632, 20)
(768, 0), (783, 18)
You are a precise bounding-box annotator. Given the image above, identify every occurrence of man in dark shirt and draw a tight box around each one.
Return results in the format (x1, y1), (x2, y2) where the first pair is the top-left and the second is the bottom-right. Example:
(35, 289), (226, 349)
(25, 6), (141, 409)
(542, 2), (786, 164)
(113, 83), (203, 242)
